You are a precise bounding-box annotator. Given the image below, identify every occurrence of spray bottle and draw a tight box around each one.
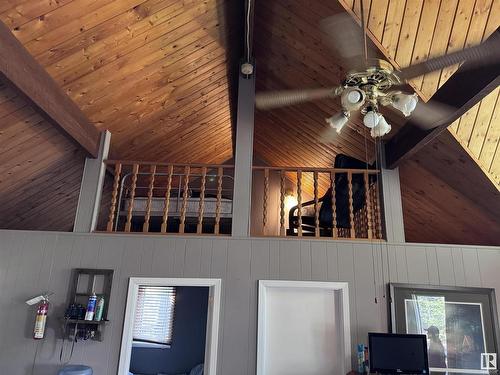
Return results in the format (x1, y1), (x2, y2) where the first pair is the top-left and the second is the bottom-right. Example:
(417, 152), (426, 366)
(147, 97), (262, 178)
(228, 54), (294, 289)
(85, 293), (97, 321)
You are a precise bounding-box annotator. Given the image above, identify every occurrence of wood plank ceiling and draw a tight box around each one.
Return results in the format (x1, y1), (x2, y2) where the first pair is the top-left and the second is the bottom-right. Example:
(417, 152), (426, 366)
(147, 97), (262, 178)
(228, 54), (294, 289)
(0, 81), (87, 230)
(0, 0), (243, 230)
(0, 0), (498, 244)
(449, 87), (500, 187)
(1, 0), (242, 163)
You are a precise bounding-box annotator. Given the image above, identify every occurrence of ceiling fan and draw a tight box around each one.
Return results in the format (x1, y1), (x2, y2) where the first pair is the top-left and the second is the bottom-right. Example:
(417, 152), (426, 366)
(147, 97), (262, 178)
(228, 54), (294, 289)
(255, 4), (500, 139)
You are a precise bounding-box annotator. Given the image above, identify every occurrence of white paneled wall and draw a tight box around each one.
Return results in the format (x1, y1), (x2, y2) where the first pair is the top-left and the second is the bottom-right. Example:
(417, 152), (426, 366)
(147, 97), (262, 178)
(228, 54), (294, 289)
(0, 230), (499, 375)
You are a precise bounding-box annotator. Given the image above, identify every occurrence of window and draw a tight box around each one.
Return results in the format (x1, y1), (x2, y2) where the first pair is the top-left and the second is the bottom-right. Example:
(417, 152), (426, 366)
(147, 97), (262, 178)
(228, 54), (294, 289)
(133, 286), (176, 345)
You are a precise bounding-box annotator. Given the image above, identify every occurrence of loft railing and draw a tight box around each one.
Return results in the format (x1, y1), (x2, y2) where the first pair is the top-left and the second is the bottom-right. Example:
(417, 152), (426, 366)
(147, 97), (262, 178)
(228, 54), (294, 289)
(98, 161), (383, 240)
(101, 161), (234, 235)
(251, 166), (383, 240)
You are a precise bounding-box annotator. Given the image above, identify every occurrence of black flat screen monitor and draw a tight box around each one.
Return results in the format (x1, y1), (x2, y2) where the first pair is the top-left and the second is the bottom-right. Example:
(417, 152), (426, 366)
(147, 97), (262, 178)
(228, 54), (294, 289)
(369, 333), (429, 374)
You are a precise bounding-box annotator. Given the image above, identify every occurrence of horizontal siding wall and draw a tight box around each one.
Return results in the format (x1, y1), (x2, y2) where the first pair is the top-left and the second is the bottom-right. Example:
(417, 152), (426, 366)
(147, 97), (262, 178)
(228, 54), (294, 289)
(0, 230), (499, 375)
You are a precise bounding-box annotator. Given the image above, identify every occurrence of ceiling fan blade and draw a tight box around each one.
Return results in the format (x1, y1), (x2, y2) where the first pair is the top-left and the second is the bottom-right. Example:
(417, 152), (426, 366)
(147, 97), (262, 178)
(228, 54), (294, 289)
(318, 126), (340, 144)
(407, 99), (456, 131)
(255, 87), (342, 110)
(320, 13), (365, 63)
(398, 35), (500, 81)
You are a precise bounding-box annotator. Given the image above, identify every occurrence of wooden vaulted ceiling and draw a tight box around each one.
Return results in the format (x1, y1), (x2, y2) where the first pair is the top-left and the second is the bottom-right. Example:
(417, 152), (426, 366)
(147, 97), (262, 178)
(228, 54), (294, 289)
(1, 0), (241, 162)
(0, 0), (243, 229)
(0, 0), (499, 245)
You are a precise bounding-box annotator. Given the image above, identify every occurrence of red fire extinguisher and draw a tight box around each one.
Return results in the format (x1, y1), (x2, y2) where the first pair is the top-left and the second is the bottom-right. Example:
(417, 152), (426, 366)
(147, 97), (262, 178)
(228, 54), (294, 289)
(33, 297), (49, 340)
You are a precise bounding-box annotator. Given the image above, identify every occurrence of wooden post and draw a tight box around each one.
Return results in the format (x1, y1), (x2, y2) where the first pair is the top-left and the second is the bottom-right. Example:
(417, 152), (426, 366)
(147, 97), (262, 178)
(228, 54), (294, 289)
(372, 183), (382, 239)
(347, 171), (355, 239)
(214, 167), (223, 235)
(279, 170), (286, 237)
(313, 171), (320, 237)
(263, 168), (269, 229)
(179, 166), (190, 234)
(160, 165), (174, 233)
(364, 171), (373, 239)
(297, 170), (303, 237)
(74, 130), (111, 232)
(124, 164), (139, 232)
(330, 170), (338, 239)
(197, 167), (207, 234)
(142, 165), (156, 233)
(106, 162), (122, 232)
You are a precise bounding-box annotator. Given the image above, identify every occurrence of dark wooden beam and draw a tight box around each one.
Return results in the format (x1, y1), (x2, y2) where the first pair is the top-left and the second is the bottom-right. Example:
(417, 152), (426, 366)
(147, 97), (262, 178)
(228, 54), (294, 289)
(0, 21), (100, 157)
(384, 29), (500, 169)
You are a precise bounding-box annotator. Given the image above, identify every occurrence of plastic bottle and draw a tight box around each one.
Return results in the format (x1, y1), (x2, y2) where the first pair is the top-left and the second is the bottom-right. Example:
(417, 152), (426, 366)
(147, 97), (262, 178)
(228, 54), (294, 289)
(357, 343), (365, 373)
(94, 296), (105, 321)
(85, 293), (97, 321)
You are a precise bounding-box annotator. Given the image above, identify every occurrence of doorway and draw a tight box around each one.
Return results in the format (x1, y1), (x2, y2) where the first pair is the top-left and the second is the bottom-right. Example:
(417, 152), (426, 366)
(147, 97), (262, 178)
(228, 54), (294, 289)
(118, 278), (222, 375)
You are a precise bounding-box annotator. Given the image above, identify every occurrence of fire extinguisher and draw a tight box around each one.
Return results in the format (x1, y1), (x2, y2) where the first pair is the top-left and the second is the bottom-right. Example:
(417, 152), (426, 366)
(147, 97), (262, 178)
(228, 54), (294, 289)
(33, 297), (49, 340)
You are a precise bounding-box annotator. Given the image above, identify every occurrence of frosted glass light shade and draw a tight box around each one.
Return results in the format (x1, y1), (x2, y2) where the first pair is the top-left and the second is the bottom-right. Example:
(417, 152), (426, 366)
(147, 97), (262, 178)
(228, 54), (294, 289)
(363, 111), (379, 128)
(326, 112), (349, 133)
(391, 93), (418, 116)
(347, 90), (362, 104)
(370, 114), (392, 137)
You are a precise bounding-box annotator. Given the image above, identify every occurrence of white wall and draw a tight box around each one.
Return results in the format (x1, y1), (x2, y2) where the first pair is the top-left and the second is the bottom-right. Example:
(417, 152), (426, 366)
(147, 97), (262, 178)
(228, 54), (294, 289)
(0, 230), (499, 375)
(264, 287), (340, 375)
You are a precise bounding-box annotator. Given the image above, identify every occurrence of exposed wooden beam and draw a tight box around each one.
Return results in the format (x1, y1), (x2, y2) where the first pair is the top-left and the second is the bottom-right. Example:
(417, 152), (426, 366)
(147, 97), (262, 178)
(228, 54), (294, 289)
(385, 29), (500, 169)
(0, 21), (100, 157)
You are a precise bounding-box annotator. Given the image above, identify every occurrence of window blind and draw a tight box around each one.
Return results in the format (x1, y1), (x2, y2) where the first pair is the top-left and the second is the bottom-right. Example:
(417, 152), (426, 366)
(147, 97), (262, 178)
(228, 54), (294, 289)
(133, 286), (176, 345)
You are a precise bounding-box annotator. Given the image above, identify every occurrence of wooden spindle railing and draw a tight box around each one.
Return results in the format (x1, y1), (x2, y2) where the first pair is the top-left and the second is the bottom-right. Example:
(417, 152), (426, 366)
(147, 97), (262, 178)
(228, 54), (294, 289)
(179, 166), (190, 234)
(251, 166), (381, 240)
(197, 167), (207, 234)
(143, 165), (156, 232)
(99, 161), (382, 240)
(279, 170), (285, 236)
(372, 182), (382, 239)
(330, 170), (337, 239)
(263, 168), (269, 229)
(364, 171), (373, 239)
(160, 164), (174, 233)
(296, 169), (303, 237)
(313, 171), (320, 237)
(124, 164), (139, 232)
(347, 171), (355, 239)
(214, 166), (223, 235)
(106, 163), (122, 232)
(101, 161), (233, 236)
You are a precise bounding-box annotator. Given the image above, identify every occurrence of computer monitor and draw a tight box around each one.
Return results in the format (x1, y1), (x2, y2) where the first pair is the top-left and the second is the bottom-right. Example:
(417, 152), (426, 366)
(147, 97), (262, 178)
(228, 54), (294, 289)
(369, 333), (429, 374)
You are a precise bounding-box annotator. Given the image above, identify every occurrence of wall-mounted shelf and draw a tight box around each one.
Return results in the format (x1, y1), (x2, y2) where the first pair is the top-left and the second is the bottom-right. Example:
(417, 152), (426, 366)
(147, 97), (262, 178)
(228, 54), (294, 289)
(61, 268), (114, 342)
(60, 318), (109, 325)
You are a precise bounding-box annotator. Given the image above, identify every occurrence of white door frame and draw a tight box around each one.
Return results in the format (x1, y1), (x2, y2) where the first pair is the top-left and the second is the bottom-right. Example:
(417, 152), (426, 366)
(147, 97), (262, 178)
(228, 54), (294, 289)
(256, 280), (351, 375)
(117, 277), (222, 375)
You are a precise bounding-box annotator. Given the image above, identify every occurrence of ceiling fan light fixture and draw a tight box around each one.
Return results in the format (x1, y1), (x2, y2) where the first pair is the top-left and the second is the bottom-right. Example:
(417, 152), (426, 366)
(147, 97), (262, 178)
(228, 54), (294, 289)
(370, 114), (391, 138)
(391, 93), (418, 116)
(347, 90), (361, 103)
(326, 111), (349, 133)
(341, 87), (365, 111)
(363, 110), (379, 128)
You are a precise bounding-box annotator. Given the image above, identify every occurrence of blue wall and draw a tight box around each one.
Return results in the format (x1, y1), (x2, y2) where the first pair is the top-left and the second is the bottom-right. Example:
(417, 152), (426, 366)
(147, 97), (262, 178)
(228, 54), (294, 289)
(130, 286), (209, 375)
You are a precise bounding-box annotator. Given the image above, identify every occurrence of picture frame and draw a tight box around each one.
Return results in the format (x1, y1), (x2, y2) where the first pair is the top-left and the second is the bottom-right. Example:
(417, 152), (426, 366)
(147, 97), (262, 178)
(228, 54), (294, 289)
(389, 283), (500, 374)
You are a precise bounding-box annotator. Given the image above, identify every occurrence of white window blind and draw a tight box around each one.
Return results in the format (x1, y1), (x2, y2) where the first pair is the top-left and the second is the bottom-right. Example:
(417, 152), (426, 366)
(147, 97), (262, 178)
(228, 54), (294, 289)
(133, 286), (176, 345)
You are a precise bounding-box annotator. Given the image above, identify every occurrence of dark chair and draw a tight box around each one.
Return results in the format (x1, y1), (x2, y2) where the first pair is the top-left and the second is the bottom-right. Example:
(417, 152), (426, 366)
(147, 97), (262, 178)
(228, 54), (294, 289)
(287, 154), (377, 236)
